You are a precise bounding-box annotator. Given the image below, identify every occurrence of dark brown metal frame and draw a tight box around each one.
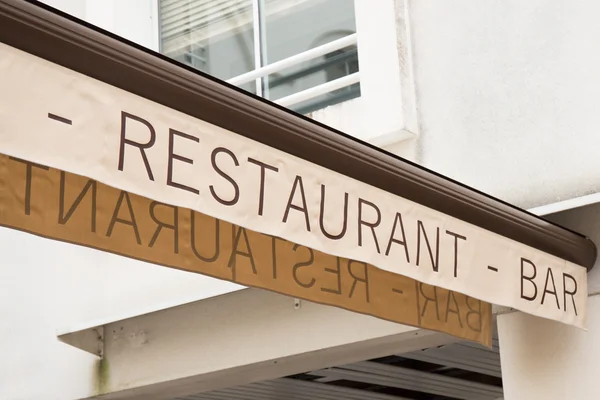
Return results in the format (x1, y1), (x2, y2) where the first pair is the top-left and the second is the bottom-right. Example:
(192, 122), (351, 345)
(0, 0), (596, 270)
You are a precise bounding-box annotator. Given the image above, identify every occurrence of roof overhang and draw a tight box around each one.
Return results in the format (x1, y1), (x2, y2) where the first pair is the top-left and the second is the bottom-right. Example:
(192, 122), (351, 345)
(529, 192), (600, 217)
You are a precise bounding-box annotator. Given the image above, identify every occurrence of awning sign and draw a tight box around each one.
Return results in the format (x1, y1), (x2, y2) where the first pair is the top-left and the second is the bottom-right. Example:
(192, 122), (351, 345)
(0, 154), (492, 346)
(0, 42), (588, 329)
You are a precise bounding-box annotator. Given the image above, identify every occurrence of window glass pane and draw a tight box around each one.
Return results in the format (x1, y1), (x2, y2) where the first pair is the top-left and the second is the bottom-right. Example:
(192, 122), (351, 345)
(160, 0), (256, 93)
(288, 81), (360, 115)
(263, 0), (359, 107)
(263, 0), (356, 63)
(159, 0), (360, 110)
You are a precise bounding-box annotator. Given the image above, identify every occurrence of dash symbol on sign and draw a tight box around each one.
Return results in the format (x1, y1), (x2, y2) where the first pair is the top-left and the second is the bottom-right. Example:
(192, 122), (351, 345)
(487, 265), (499, 272)
(48, 113), (72, 125)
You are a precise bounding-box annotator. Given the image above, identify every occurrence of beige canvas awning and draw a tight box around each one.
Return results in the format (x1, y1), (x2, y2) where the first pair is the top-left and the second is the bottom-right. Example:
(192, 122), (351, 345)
(0, 0), (595, 348)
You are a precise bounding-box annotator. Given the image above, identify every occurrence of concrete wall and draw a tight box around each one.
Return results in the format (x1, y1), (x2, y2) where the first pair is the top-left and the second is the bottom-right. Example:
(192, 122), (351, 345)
(40, 0), (84, 17)
(545, 203), (600, 295)
(497, 202), (600, 400)
(42, 0), (159, 51)
(0, 228), (243, 400)
(409, 0), (600, 208)
(498, 295), (600, 400)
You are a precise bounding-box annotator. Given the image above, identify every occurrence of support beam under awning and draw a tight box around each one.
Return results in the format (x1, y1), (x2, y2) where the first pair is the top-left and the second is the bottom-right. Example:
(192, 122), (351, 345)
(61, 288), (455, 400)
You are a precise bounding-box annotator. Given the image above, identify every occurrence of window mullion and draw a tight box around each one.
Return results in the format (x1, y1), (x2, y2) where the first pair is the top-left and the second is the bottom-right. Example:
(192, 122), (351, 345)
(257, 0), (269, 98)
(251, 0), (268, 97)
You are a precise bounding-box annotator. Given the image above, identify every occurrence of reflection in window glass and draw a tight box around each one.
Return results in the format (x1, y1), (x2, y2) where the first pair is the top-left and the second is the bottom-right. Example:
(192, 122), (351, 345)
(159, 0), (359, 113)
(264, 0), (359, 113)
(264, 0), (356, 63)
(160, 0), (256, 93)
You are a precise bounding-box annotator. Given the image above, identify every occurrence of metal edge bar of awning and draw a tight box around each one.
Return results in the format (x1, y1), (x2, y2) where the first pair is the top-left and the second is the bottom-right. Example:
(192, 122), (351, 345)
(0, 0), (596, 271)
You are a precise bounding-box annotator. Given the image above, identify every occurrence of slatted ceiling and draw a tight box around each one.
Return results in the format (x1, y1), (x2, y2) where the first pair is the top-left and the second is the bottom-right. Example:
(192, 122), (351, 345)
(401, 339), (502, 378)
(461, 336), (500, 352)
(401, 350), (502, 379)
(172, 335), (503, 400)
(232, 380), (395, 400)
(178, 378), (412, 400)
(311, 364), (502, 400)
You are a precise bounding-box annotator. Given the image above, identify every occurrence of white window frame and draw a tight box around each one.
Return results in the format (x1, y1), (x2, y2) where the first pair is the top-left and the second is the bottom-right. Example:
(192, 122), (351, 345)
(307, 0), (418, 147)
(226, 0), (418, 147)
(79, 0), (418, 147)
(158, 0), (362, 112)
(167, 0), (418, 147)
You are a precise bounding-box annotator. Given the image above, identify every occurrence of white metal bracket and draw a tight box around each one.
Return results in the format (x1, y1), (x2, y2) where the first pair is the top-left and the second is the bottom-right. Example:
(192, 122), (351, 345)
(58, 326), (104, 357)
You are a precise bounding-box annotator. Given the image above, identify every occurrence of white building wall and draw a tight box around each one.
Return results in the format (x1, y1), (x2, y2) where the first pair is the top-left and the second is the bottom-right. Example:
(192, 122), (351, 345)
(497, 203), (600, 399)
(42, 0), (159, 51)
(498, 297), (600, 400)
(409, 0), (600, 208)
(0, 233), (96, 400)
(0, 227), (244, 400)
(38, 0), (84, 18)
